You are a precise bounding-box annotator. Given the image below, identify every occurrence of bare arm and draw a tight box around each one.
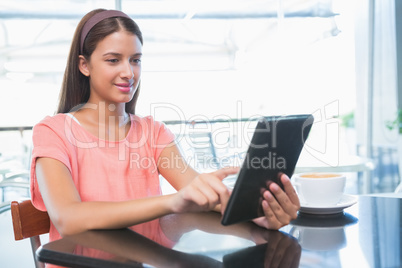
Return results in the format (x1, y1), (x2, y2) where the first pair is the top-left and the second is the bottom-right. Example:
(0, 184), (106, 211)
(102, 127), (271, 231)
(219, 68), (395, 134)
(35, 157), (174, 236)
(157, 143), (239, 214)
(35, 143), (239, 236)
(157, 142), (199, 190)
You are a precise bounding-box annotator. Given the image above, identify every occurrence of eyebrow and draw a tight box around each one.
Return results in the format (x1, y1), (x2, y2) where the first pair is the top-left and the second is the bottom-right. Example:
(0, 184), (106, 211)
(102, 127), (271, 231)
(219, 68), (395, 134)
(102, 52), (142, 57)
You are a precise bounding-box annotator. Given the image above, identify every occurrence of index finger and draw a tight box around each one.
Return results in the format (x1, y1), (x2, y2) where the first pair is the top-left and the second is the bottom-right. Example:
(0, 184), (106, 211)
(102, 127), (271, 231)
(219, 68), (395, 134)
(211, 166), (240, 180)
(281, 174), (300, 207)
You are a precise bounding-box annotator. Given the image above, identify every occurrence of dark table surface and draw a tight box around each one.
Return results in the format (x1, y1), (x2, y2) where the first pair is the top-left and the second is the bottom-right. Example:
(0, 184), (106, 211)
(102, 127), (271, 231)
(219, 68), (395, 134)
(36, 194), (402, 268)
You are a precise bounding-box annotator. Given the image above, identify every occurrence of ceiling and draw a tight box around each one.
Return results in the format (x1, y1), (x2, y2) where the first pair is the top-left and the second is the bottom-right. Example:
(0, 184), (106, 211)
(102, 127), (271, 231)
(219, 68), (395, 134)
(0, 0), (337, 78)
(0, 0), (339, 126)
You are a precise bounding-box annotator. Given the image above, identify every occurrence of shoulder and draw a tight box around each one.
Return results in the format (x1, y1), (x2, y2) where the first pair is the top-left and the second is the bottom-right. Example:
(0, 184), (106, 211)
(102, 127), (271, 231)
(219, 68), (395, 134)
(33, 114), (69, 130)
(129, 114), (174, 141)
(130, 114), (168, 129)
(32, 114), (75, 141)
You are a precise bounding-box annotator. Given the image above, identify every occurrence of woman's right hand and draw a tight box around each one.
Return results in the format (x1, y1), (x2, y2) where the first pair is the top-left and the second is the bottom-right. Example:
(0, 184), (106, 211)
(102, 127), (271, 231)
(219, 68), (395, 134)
(170, 167), (239, 214)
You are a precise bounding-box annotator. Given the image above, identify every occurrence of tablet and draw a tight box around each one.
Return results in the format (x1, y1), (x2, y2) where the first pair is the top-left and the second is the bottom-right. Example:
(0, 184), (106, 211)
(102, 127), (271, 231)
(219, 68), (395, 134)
(221, 114), (314, 225)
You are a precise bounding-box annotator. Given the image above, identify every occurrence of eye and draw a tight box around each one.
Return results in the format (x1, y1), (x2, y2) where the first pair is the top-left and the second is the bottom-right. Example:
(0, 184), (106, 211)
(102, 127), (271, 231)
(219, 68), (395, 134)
(131, 58), (141, 64)
(106, 59), (119, 63)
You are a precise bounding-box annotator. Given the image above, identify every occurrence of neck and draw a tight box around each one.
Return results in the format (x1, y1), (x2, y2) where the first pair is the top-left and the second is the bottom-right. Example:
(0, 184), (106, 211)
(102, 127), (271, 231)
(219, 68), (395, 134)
(73, 102), (131, 141)
(100, 102), (129, 128)
(81, 102), (129, 126)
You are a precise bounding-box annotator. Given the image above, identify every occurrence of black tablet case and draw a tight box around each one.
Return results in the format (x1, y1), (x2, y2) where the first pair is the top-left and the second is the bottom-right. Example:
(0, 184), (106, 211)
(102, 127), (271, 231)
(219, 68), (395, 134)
(221, 114), (314, 225)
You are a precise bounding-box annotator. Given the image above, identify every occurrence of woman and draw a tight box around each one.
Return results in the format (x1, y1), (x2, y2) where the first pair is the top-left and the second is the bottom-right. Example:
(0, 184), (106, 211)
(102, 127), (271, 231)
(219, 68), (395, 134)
(30, 8), (300, 245)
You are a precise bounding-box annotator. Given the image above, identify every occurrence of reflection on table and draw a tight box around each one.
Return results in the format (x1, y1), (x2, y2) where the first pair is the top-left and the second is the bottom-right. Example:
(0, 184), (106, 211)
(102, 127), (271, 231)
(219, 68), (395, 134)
(37, 212), (301, 268)
(36, 195), (402, 268)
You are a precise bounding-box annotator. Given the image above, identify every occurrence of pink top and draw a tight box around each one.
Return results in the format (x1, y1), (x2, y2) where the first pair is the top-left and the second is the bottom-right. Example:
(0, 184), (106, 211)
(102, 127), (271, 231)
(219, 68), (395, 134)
(30, 113), (176, 248)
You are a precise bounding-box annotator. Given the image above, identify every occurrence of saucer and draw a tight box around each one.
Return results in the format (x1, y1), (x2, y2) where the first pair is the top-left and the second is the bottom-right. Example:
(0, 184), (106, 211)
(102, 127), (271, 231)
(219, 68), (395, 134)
(299, 194), (358, 215)
(291, 212), (358, 228)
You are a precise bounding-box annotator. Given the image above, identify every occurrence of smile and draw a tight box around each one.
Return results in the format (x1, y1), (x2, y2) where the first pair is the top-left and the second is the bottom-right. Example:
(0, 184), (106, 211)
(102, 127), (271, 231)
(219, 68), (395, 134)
(115, 83), (133, 93)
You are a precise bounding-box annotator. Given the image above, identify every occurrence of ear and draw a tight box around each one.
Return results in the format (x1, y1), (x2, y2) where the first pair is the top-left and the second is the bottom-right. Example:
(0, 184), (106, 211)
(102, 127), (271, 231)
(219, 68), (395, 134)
(78, 55), (90, 77)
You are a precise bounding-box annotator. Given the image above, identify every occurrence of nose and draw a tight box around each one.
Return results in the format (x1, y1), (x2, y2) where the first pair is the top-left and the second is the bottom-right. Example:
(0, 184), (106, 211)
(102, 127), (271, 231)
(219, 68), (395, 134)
(121, 60), (134, 80)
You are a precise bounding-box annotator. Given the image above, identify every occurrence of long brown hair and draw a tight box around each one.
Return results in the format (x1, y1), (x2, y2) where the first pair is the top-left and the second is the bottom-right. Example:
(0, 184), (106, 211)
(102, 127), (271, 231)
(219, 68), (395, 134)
(57, 9), (143, 114)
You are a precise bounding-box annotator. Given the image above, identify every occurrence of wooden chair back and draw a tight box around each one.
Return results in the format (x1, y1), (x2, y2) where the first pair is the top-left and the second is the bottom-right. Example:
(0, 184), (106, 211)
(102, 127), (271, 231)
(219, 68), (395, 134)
(11, 200), (50, 268)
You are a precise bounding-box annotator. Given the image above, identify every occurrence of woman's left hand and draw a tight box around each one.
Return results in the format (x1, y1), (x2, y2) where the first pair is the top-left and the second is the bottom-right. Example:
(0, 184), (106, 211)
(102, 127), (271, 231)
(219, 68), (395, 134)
(252, 174), (300, 230)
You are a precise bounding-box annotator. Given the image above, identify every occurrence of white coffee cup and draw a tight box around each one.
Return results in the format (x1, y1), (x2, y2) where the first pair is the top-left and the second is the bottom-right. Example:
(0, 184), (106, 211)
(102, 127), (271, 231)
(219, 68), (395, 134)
(293, 173), (346, 206)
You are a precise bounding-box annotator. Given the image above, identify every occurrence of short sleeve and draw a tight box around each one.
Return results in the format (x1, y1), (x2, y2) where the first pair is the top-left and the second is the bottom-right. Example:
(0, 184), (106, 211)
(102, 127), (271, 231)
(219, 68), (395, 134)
(30, 117), (73, 211)
(149, 117), (175, 161)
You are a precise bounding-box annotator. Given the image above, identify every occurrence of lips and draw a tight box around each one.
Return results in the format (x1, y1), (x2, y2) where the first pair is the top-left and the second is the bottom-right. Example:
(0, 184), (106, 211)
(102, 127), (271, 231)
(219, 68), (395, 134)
(115, 83), (133, 93)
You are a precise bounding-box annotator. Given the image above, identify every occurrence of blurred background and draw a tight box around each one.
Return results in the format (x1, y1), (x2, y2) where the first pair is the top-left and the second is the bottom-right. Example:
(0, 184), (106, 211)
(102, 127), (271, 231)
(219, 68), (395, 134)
(0, 0), (401, 266)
